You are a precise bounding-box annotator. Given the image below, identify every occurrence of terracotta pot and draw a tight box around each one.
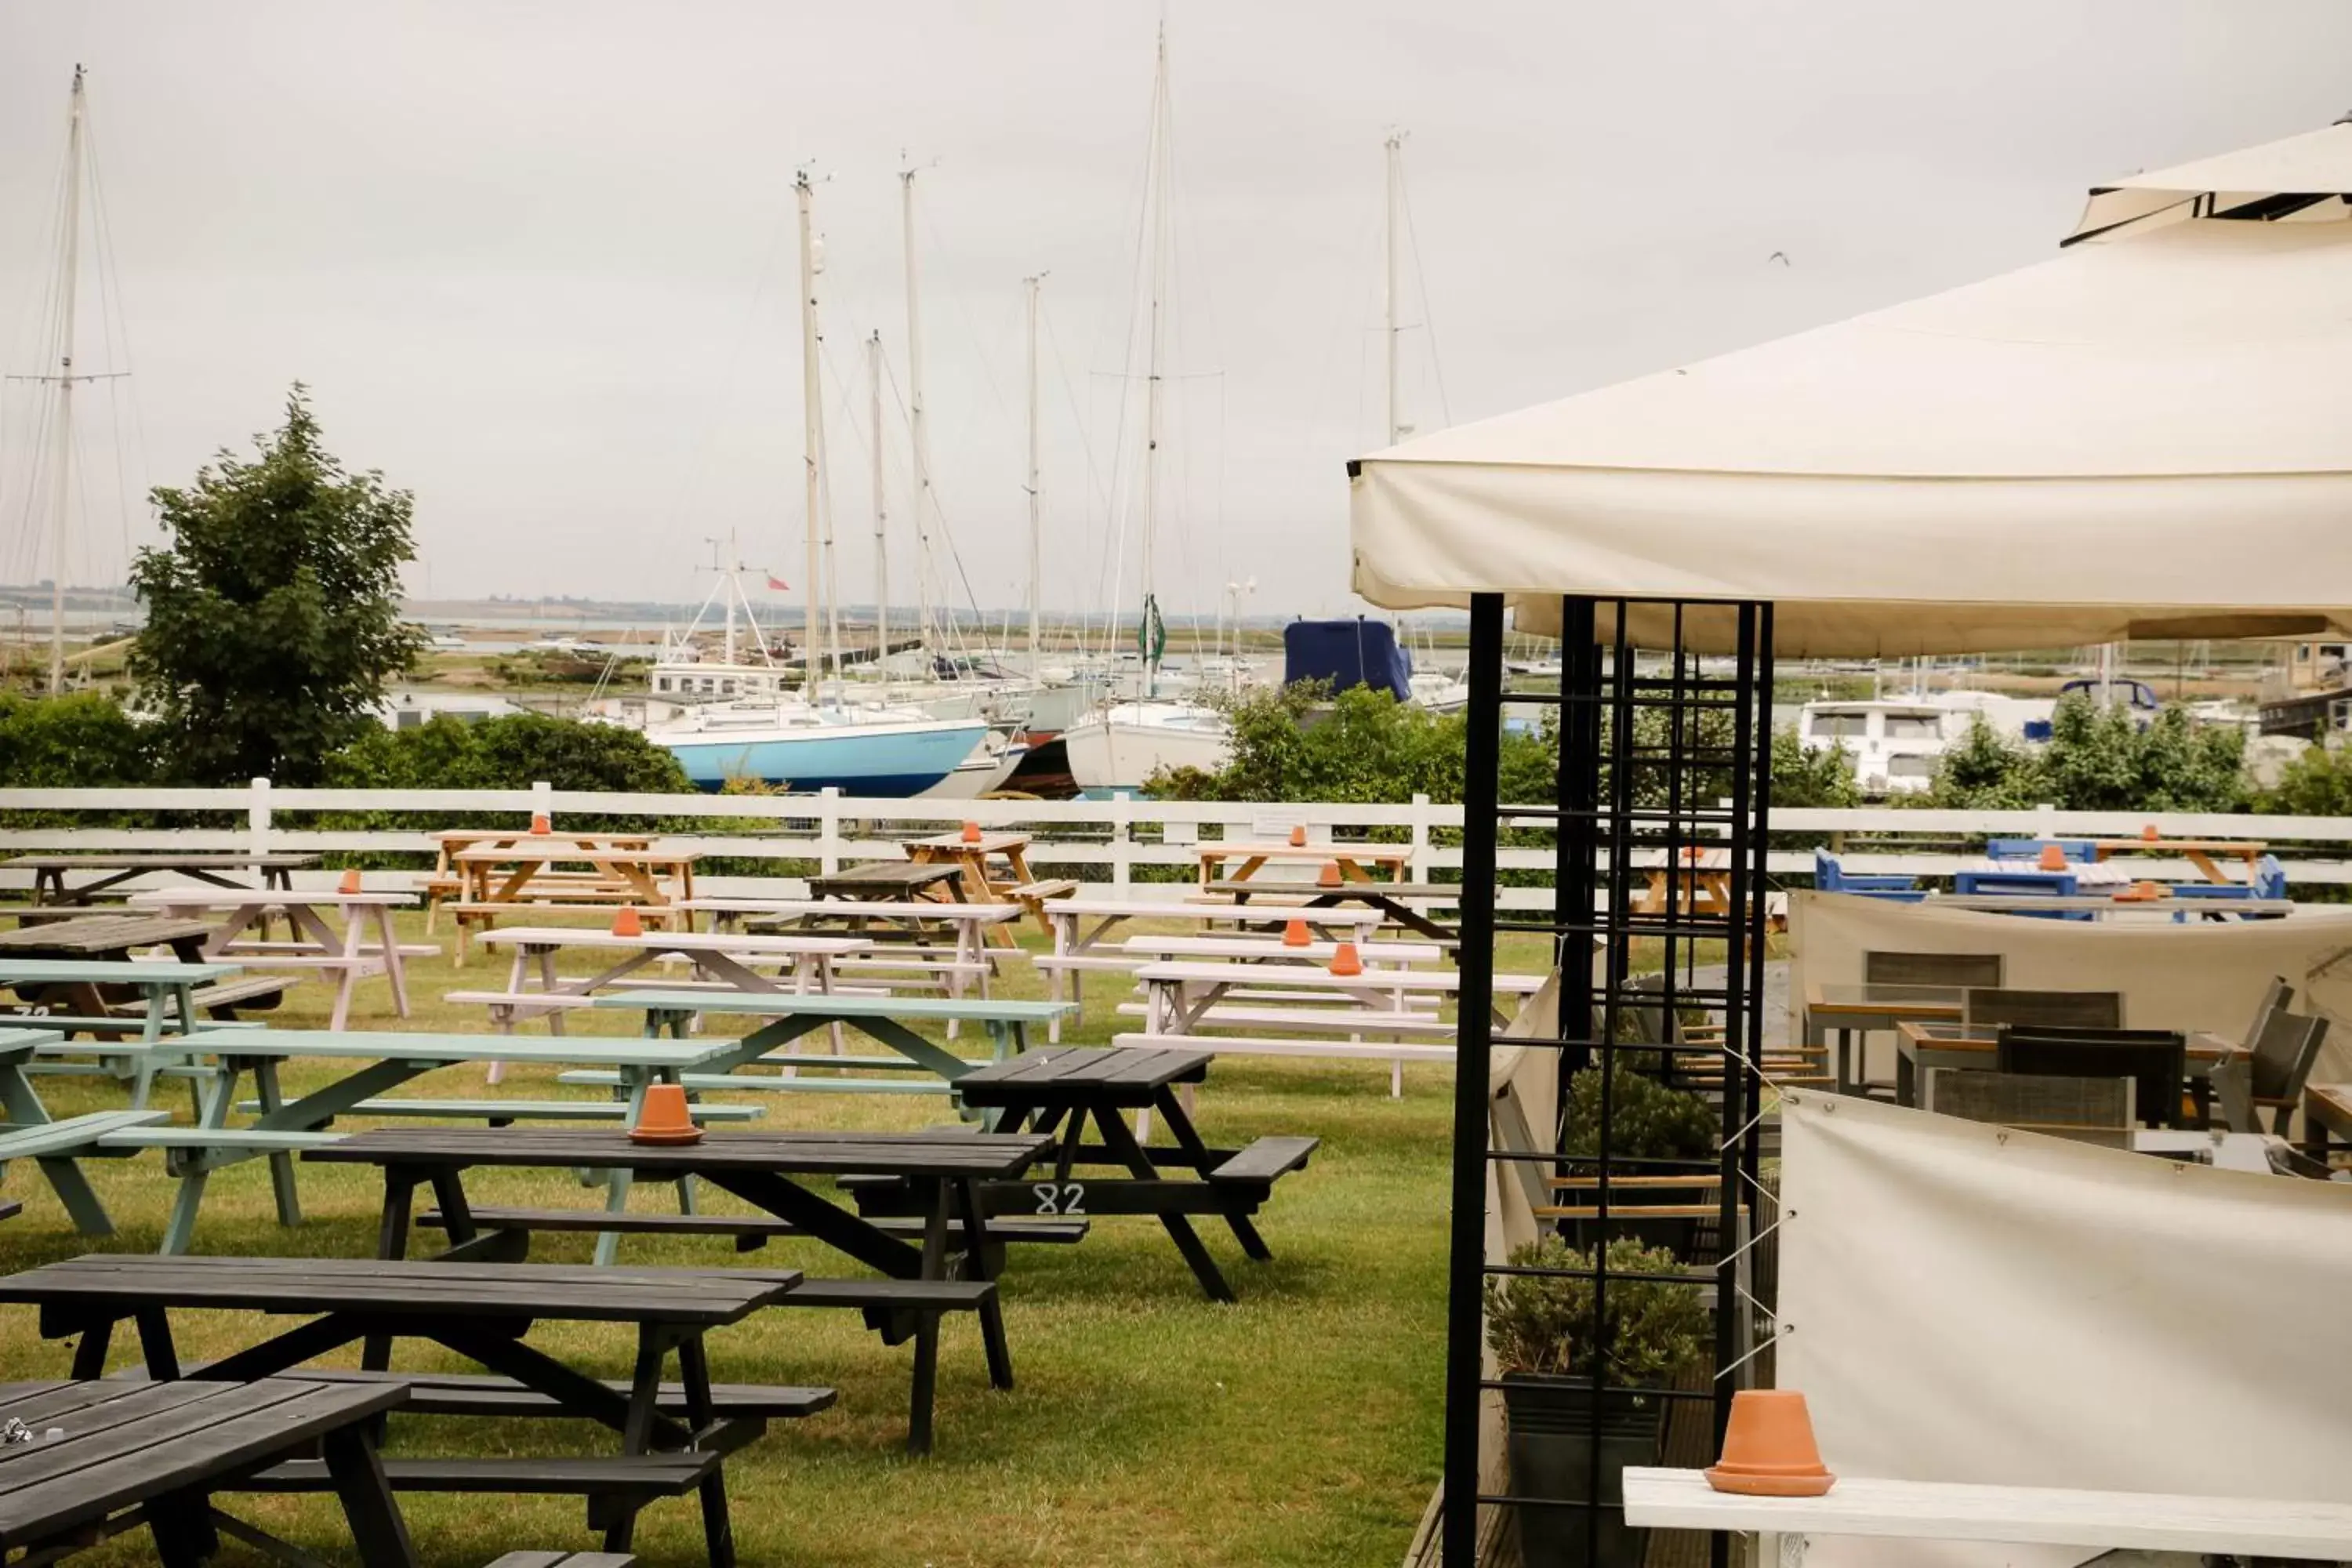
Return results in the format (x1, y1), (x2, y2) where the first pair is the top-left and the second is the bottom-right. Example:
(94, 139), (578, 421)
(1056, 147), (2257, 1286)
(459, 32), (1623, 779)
(2038, 843), (2068, 871)
(630, 1082), (702, 1145)
(1317, 862), (1343, 888)
(961, 821), (982, 844)
(337, 869), (362, 895)
(529, 812), (552, 835)
(1705, 1389), (1835, 1497)
(1288, 825), (1307, 847)
(1282, 918), (1312, 948)
(610, 906), (645, 938)
(1328, 941), (1363, 978)
(2143, 823), (2161, 842)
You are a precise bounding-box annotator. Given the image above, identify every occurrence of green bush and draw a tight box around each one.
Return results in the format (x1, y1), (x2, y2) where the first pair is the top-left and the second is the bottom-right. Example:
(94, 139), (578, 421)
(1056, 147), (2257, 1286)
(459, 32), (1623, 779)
(1560, 1063), (1719, 1161)
(1923, 695), (2248, 813)
(2257, 742), (2352, 817)
(1483, 1236), (1708, 1382)
(0, 694), (155, 787)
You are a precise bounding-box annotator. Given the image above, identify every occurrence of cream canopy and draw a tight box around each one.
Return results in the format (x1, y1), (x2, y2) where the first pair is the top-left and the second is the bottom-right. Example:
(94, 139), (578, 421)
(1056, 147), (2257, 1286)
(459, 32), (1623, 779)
(1348, 126), (2352, 655)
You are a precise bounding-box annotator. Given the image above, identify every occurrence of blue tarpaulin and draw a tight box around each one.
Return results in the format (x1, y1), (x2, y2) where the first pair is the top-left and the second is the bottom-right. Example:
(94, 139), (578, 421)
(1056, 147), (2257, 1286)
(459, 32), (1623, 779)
(1282, 618), (1412, 699)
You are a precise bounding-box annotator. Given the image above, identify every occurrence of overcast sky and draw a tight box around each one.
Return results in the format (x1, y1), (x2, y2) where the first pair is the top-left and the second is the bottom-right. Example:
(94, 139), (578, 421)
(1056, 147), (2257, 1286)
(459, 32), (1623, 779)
(1, 0), (2347, 622)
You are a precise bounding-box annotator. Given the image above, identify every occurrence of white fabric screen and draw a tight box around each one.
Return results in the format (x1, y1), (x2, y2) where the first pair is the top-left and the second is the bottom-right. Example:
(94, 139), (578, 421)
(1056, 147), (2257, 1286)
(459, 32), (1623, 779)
(1778, 1091), (2352, 1568)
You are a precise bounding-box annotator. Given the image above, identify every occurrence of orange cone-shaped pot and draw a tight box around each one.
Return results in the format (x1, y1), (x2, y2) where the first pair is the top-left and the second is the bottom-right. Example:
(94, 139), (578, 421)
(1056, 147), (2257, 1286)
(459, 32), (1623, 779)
(530, 811), (552, 835)
(1288, 824), (1307, 847)
(2038, 842), (2067, 871)
(961, 820), (982, 844)
(337, 869), (363, 895)
(1317, 861), (1343, 888)
(610, 906), (644, 938)
(630, 1083), (702, 1145)
(2143, 822), (2161, 842)
(1328, 941), (1363, 978)
(1281, 918), (1312, 948)
(1705, 1389), (1835, 1497)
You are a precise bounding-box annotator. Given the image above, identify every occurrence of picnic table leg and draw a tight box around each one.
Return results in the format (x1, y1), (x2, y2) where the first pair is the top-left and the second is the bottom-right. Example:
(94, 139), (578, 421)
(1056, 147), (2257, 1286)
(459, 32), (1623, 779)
(956, 1175), (1014, 1390)
(371, 903), (412, 1017)
(156, 1061), (242, 1255)
(2, 1067), (117, 1236)
(905, 1179), (950, 1456)
(674, 1330), (738, 1568)
(321, 1424), (421, 1568)
(1096, 1104), (1235, 1303)
(147, 1486), (221, 1567)
(251, 1058), (304, 1227)
(327, 909), (365, 1032)
(1155, 1086), (1272, 1261)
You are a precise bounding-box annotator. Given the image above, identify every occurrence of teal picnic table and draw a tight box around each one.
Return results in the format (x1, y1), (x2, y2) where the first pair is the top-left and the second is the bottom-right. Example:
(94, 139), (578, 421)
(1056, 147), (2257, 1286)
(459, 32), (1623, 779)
(0, 956), (250, 1108)
(585, 989), (1074, 1102)
(0, 1025), (169, 1236)
(96, 1026), (748, 1255)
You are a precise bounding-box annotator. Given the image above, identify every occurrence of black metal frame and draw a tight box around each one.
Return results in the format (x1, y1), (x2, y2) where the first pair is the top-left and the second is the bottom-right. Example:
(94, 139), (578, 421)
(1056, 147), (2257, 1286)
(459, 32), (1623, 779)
(1444, 593), (1775, 1566)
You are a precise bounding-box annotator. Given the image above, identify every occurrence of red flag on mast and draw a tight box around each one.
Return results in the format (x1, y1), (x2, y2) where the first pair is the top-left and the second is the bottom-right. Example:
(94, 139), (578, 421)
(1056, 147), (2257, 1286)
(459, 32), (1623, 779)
(765, 574), (789, 591)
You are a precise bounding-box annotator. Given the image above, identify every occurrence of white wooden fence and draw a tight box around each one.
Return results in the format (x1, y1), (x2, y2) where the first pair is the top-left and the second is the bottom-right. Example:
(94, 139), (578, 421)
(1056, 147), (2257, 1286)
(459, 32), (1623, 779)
(2, 782), (2349, 900)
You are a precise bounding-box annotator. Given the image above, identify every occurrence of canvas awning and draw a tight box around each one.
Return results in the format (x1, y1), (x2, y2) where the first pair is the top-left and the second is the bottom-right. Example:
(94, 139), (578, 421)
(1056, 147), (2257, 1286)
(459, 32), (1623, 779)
(1348, 129), (2352, 656)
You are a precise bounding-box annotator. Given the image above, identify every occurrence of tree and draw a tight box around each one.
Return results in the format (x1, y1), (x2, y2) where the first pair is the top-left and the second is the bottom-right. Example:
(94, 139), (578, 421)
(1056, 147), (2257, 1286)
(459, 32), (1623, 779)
(1923, 695), (2247, 813)
(129, 387), (426, 784)
(0, 694), (154, 788)
(2256, 742), (2352, 817)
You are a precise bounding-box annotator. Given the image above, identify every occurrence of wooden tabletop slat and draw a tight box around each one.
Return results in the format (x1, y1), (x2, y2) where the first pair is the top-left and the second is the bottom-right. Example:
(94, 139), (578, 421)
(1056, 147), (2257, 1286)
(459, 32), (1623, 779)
(591, 988), (1073, 1022)
(2, 854), (319, 871)
(956, 1045), (1213, 1103)
(0, 916), (214, 954)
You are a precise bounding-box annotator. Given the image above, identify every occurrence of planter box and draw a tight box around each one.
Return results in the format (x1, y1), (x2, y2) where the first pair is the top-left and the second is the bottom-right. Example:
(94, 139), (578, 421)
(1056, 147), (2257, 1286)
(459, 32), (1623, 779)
(1501, 1376), (1667, 1568)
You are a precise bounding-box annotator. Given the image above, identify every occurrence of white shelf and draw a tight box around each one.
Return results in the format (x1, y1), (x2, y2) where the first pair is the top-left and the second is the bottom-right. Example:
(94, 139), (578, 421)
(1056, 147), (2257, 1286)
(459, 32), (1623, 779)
(1624, 1467), (2352, 1558)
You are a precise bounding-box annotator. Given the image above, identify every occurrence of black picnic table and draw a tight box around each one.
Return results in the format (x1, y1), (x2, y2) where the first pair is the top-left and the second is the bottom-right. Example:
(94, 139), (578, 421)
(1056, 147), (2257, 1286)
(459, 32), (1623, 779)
(0, 1254), (799, 1566)
(0, 914), (213, 961)
(0, 1375), (417, 1567)
(308, 1125), (1058, 1453)
(1204, 878), (1461, 943)
(804, 861), (970, 903)
(5, 853), (318, 909)
(851, 1046), (1320, 1303)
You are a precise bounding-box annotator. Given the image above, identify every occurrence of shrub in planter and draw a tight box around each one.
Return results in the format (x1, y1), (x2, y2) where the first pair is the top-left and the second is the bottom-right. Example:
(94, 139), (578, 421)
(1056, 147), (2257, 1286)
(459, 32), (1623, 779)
(1486, 1236), (1708, 1568)
(1559, 1062), (1718, 1254)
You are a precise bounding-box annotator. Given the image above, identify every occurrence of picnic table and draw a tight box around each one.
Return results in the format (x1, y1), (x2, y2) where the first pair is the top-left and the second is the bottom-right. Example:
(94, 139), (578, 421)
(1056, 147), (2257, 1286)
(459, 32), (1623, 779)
(0, 1254), (802, 1565)
(131, 887), (434, 1031)
(1036, 895), (1391, 1041)
(851, 1046), (1318, 1302)
(0, 1376), (420, 1566)
(449, 843), (699, 962)
(1635, 846), (1736, 917)
(901, 830), (1072, 942)
(469, 925), (871, 1044)
(0, 913), (212, 962)
(310, 1126), (1057, 1454)
(1195, 840), (1413, 889)
(423, 827), (655, 930)
(1204, 878), (1462, 942)
(695, 897), (1019, 1028)
(2080, 836), (2267, 884)
(1893, 1018), (2246, 1116)
(806, 860), (972, 906)
(0, 957), (251, 1108)
(93, 1026), (742, 1254)
(0, 1026), (168, 1237)
(2, 851), (318, 908)
(1136, 959), (1537, 1033)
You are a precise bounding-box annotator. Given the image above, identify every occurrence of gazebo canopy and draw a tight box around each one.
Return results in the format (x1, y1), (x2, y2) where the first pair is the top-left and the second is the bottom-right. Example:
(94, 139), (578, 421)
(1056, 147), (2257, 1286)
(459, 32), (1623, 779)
(1348, 126), (2352, 655)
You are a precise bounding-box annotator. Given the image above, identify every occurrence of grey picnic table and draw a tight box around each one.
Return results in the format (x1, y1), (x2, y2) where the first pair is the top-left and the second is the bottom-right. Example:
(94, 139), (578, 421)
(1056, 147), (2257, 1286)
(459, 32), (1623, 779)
(583, 989), (1075, 1109)
(804, 861), (970, 902)
(94, 1026), (746, 1255)
(0, 1025), (169, 1237)
(0, 1254), (801, 1566)
(0, 1375), (419, 1567)
(0, 958), (248, 1108)
(0, 913), (212, 961)
(4, 851), (318, 907)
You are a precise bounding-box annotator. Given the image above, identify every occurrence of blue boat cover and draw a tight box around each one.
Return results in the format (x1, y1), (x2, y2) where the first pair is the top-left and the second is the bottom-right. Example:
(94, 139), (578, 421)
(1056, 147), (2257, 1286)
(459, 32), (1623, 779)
(1283, 619), (1412, 699)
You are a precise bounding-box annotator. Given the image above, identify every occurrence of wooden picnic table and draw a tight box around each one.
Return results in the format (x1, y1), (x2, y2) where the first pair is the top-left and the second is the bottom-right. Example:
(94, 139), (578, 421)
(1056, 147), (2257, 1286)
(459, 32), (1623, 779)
(1893, 1018), (2246, 1116)
(423, 827), (655, 928)
(131, 887), (433, 1031)
(1137, 959), (1538, 1034)
(1205, 878), (1462, 942)
(1123, 934), (1446, 966)
(0, 1254), (800, 1566)
(449, 843), (700, 962)
(0, 1026), (169, 1238)
(2079, 836), (2267, 884)
(1195, 840), (1412, 889)
(311, 1126), (1054, 1454)
(0, 1375), (420, 1567)
(0, 913), (212, 962)
(901, 830), (1069, 942)
(470, 925), (872, 1049)
(96, 1026), (740, 1255)
(0, 957), (250, 1108)
(2, 851), (318, 908)
(1635, 846), (1737, 918)
(708, 898), (1018, 1023)
(854, 1046), (1318, 1303)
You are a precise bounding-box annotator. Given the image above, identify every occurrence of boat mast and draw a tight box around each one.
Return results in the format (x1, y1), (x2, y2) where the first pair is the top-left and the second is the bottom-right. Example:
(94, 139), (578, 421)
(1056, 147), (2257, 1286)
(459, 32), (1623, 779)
(901, 166), (935, 666)
(794, 169), (826, 693)
(1384, 129), (1405, 447)
(869, 329), (887, 682)
(44, 68), (88, 696)
(1140, 27), (1170, 699)
(1025, 274), (1044, 675)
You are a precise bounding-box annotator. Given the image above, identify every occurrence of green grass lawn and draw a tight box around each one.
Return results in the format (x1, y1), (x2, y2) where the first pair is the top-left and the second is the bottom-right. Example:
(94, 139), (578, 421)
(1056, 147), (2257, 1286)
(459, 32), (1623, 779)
(0, 909), (1559, 1566)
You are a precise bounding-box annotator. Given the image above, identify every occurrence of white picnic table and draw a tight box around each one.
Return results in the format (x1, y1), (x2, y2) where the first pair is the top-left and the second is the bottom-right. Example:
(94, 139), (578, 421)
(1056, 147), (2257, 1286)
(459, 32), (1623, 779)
(1122, 934), (1446, 967)
(1135, 959), (1541, 1034)
(1039, 895), (1389, 1042)
(129, 887), (434, 1031)
(677, 896), (1015, 1032)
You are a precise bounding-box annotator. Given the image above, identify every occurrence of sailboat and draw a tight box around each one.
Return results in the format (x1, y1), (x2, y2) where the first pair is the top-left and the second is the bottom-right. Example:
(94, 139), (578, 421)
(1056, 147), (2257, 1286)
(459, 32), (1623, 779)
(1062, 28), (1231, 797)
(642, 171), (987, 796)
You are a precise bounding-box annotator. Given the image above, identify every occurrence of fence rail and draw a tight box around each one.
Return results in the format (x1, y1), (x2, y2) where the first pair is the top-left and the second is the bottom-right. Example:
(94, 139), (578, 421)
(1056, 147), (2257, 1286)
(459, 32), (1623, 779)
(2, 782), (2350, 895)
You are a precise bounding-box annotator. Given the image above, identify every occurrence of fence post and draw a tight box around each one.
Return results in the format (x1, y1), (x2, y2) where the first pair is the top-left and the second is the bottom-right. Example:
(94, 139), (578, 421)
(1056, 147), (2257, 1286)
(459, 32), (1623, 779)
(248, 777), (271, 860)
(1111, 793), (1133, 889)
(1410, 793), (1432, 883)
(819, 788), (842, 877)
(531, 779), (554, 828)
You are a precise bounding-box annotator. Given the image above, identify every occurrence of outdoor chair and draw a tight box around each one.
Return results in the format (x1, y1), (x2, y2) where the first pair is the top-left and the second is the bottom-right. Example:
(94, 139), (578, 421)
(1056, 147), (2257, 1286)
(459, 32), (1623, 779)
(2239, 976), (2292, 1054)
(1924, 1069), (2132, 1148)
(1996, 1026), (2190, 1130)
(1963, 988), (2124, 1033)
(2246, 1007), (2331, 1136)
(1863, 950), (2005, 989)
(1814, 848), (1922, 902)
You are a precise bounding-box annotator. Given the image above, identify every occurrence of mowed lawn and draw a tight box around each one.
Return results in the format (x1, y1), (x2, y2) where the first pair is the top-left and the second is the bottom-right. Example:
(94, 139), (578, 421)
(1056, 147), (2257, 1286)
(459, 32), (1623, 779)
(0, 907), (1555, 1567)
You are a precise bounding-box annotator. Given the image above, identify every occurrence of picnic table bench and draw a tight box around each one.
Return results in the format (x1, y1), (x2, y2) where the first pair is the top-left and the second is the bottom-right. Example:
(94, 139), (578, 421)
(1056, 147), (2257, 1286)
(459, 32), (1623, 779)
(804, 861), (970, 903)
(132, 887), (435, 1031)
(0, 1376), (420, 1567)
(95, 1026), (740, 1254)
(0, 1254), (805, 1566)
(0, 1025), (170, 1237)
(1203, 878), (1463, 942)
(310, 1125), (1058, 1454)
(2, 851), (318, 908)
(848, 1046), (1317, 1302)
(0, 957), (263, 1111)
